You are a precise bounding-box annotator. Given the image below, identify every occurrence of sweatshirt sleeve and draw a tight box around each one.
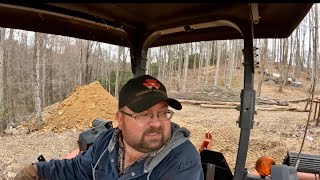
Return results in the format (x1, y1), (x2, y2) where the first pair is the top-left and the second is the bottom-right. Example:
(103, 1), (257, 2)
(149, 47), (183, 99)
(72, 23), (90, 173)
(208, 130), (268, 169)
(37, 145), (95, 180)
(36, 131), (109, 180)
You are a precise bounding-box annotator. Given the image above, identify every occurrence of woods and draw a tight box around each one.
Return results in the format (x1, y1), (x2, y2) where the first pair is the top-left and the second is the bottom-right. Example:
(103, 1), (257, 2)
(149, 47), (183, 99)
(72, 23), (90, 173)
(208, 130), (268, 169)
(0, 5), (319, 131)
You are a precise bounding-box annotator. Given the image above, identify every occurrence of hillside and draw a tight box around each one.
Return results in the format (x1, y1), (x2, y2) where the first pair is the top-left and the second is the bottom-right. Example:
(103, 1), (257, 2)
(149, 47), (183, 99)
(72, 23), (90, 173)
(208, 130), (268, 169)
(168, 63), (313, 102)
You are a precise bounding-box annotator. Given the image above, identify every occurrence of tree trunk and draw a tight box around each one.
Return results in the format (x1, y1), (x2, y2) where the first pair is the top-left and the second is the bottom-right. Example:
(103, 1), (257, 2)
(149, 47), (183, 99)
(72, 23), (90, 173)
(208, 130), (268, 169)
(77, 39), (84, 85)
(114, 46), (122, 98)
(307, 10), (313, 80)
(157, 47), (162, 80)
(177, 44), (183, 91)
(314, 4), (320, 125)
(301, 25), (307, 72)
(226, 40), (236, 89)
(107, 45), (112, 93)
(294, 28), (300, 79)
(122, 48), (129, 80)
(257, 39), (268, 96)
(277, 39), (282, 70)
(146, 47), (152, 75)
(285, 34), (294, 81)
(167, 46), (173, 90)
(161, 46), (167, 81)
(197, 42), (204, 85)
(34, 32), (43, 128)
(213, 42), (222, 88)
(41, 35), (48, 107)
(279, 38), (289, 92)
(192, 43), (197, 73)
(48, 37), (54, 105)
(272, 39), (276, 64)
(84, 41), (93, 85)
(204, 42), (211, 86)
(0, 28), (4, 115)
(292, 28), (301, 79)
(4, 29), (14, 122)
(182, 43), (190, 92)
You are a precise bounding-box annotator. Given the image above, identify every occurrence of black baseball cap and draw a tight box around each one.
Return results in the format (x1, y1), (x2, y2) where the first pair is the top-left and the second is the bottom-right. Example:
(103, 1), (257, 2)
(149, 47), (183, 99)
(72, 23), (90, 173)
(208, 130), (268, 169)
(118, 75), (182, 113)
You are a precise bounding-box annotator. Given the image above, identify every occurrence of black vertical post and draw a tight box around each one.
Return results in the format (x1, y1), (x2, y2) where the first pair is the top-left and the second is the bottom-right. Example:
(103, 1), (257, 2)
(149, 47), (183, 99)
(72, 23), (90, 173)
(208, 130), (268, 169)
(233, 19), (255, 180)
(128, 31), (162, 77)
(129, 39), (147, 77)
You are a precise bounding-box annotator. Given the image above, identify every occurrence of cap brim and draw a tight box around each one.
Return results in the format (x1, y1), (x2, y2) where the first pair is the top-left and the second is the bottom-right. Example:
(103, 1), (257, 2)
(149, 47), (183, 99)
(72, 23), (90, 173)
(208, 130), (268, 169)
(167, 98), (182, 110)
(127, 94), (182, 113)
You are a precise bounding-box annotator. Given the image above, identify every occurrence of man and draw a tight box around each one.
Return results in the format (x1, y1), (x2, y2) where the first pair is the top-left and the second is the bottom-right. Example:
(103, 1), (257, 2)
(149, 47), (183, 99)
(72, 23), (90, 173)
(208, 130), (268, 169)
(15, 74), (204, 180)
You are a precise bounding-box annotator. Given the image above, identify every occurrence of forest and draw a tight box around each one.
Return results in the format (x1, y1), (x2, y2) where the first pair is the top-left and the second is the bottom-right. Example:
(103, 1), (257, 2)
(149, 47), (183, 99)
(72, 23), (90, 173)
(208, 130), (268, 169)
(0, 4), (319, 132)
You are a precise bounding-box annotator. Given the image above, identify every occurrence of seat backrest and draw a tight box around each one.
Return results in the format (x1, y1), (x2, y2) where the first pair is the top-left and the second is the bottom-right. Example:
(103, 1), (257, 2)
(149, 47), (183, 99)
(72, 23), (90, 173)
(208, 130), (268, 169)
(200, 149), (233, 180)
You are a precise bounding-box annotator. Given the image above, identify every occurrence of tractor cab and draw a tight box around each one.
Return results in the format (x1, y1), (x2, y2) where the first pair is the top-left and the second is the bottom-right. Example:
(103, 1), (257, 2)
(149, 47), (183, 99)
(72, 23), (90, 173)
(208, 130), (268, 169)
(0, 3), (314, 180)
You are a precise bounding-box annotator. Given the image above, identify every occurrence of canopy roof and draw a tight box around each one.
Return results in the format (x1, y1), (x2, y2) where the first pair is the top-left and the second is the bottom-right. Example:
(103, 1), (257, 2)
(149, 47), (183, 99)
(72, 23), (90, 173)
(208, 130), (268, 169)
(0, 3), (313, 47)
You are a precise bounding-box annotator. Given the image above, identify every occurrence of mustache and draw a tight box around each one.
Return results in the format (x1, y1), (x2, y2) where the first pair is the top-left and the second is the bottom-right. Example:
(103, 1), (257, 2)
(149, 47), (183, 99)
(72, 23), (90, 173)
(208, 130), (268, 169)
(143, 127), (163, 134)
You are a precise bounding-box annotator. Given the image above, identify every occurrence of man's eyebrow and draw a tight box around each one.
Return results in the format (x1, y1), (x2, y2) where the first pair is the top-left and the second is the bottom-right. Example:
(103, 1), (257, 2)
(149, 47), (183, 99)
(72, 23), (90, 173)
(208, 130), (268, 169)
(159, 104), (169, 110)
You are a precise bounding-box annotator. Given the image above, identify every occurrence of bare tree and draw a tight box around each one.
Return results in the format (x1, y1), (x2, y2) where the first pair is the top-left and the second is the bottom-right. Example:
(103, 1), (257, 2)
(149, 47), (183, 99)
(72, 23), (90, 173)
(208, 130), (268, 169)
(106, 44), (112, 92)
(314, 4), (320, 125)
(204, 42), (211, 86)
(197, 42), (204, 85)
(47, 36), (55, 105)
(157, 47), (162, 80)
(293, 28), (301, 79)
(114, 46), (123, 98)
(284, 34), (295, 82)
(213, 41), (222, 88)
(226, 40), (236, 89)
(167, 45), (173, 91)
(277, 39), (282, 70)
(41, 35), (48, 107)
(84, 41), (94, 85)
(120, 47), (129, 81)
(182, 43), (190, 92)
(307, 8), (314, 80)
(0, 28), (4, 115)
(33, 32), (43, 128)
(300, 24), (307, 72)
(272, 39), (277, 65)
(279, 38), (289, 92)
(177, 44), (183, 91)
(5, 29), (15, 121)
(257, 39), (268, 96)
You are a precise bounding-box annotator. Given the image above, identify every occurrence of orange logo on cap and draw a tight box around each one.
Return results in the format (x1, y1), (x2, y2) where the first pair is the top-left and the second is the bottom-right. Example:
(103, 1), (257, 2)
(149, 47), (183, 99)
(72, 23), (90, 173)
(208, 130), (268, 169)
(143, 79), (160, 89)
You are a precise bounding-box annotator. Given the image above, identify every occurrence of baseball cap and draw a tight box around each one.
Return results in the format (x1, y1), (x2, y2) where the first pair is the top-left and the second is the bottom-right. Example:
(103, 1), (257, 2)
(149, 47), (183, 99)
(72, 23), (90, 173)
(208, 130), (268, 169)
(118, 75), (182, 113)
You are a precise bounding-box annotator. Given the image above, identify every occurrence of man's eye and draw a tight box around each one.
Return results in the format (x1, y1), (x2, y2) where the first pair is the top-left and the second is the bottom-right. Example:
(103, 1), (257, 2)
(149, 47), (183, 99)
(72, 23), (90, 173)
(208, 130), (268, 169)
(159, 111), (167, 116)
(141, 113), (151, 117)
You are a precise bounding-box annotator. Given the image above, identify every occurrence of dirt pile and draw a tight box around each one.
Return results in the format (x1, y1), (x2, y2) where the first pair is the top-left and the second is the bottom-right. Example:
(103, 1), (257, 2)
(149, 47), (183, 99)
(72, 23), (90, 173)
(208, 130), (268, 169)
(42, 81), (118, 132)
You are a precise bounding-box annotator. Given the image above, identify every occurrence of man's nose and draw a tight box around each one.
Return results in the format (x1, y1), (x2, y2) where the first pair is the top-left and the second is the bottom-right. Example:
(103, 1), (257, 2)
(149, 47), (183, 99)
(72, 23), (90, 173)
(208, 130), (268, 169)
(151, 113), (161, 119)
(148, 114), (161, 126)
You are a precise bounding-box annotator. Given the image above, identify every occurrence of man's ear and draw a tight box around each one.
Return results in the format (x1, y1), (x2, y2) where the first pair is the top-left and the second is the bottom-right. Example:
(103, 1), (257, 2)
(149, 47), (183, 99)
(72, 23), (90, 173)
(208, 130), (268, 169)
(116, 111), (123, 130)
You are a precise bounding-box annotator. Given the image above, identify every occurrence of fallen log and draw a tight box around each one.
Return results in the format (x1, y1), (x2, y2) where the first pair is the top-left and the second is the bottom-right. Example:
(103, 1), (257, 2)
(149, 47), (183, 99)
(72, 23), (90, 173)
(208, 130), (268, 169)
(257, 97), (308, 105)
(209, 101), (240, 106)
(178, 99), (211, 105)
(256, 98), (289, 106)
(194, 91), (208, 94)
(178, 99), (240, 106)
(200, 104), (308, 112)
(200, 104), (237, 109)
(256, 107), (297, 111)
(286, 98), (309, 103)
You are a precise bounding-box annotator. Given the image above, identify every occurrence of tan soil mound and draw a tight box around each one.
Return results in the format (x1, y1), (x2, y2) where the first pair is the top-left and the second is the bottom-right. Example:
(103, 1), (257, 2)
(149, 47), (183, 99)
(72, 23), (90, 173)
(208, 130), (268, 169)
(43, 81), (118, 132)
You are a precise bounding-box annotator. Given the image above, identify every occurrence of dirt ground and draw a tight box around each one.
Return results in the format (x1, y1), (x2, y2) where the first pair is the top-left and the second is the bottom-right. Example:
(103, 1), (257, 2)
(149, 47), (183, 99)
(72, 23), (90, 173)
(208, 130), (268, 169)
(1, 81), (320, 179)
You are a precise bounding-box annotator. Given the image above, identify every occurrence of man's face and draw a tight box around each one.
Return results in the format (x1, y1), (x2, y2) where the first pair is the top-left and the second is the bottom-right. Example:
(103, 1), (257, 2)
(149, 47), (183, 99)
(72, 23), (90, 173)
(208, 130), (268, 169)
(117, 101), (172, 153)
